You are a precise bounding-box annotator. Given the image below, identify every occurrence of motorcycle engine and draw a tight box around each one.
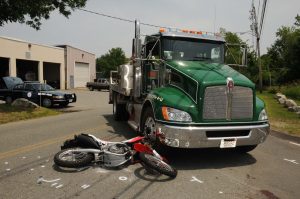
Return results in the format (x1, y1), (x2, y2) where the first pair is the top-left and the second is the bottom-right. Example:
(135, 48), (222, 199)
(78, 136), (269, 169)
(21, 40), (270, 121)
(103, 144), (131, 167)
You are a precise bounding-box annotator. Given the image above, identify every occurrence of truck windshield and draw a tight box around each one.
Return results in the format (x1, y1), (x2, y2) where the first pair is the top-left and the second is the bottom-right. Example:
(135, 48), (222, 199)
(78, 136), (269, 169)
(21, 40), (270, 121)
(162, 37), (225, 64)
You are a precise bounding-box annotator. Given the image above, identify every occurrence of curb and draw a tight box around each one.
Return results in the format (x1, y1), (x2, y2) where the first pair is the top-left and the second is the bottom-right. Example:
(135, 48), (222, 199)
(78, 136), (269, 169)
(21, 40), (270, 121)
(270, 130), (300, 143)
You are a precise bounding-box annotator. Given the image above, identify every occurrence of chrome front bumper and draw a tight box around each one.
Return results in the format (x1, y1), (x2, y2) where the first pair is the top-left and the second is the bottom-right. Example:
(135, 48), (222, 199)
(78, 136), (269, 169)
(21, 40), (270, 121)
(157, 123), (270, 148)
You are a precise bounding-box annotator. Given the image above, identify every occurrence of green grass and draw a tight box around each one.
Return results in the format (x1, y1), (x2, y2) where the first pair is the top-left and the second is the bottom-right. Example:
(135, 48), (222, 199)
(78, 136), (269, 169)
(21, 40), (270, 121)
(257, 92), (300, 136)
(0, 104), (60, 124)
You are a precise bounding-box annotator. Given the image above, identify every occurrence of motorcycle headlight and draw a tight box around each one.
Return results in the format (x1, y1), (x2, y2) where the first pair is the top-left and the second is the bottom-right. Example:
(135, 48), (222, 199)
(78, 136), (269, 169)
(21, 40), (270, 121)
(53, 95), (64, 99)
(162, 107), (192, 122)
(258, 109), (268, 121)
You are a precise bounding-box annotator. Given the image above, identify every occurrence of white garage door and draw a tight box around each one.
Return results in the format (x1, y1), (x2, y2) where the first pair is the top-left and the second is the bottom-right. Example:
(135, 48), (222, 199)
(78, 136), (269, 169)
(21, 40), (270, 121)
(74, 62), (89, 88)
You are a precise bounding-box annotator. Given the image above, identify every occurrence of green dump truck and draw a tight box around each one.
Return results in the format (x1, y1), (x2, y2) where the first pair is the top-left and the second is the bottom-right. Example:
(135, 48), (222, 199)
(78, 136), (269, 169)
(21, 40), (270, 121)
(109, 21), (269, 152)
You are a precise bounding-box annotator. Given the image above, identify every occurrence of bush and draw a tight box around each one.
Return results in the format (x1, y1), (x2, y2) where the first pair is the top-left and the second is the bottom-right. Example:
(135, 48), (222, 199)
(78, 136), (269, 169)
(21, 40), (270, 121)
(282, 86), (300, 100)
(268, 87), (278, 94)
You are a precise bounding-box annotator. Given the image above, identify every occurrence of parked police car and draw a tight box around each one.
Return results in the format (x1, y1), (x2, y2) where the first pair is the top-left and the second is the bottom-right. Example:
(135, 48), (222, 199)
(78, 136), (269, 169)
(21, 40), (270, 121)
(0, 77), (76, 107)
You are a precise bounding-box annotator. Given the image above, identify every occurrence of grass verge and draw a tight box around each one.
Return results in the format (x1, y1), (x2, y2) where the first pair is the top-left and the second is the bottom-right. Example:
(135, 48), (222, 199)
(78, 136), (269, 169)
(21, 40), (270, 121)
(0, 104), (60, 124)
(257, 92), (300, 136)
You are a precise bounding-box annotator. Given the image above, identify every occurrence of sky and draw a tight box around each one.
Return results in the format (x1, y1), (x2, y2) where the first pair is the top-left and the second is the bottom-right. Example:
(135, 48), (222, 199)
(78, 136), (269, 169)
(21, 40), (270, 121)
(0, 0), (299, 57)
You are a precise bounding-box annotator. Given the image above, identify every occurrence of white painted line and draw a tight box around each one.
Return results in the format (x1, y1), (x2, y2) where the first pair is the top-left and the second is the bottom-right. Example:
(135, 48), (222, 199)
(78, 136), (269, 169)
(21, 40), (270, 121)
(4, 162), (8, 165)
(30, 168), (34, 171)
(37, 156), (41, 159)
(56, 184), (63, 189)
(190, 176), (203, 183)
(219, 191), (223, 194)
(289, 142), (300, 147)
(119, 176), (128, 181)
(81, 184), (90, 189)
(6, 168), (11, 171)
(284, 159), (299, 165)
(51, 183), (58, 187)
(22, 156), (26, 159)
(41, 165), (45, 168)
(37, 177), (61, 184)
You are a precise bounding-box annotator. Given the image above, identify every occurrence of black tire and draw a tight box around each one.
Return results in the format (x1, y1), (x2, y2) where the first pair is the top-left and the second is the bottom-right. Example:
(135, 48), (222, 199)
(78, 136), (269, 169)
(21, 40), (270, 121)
(54, 148), (94, 168)
(42, 98), (52, 108)
(5, 96), (13, 104)
(140, 107), (164, 151)
(113, 93), (128, 121)
(89, 87), (94, 91)
(236, 145), (257, 153)
(139, 152), (177, 178)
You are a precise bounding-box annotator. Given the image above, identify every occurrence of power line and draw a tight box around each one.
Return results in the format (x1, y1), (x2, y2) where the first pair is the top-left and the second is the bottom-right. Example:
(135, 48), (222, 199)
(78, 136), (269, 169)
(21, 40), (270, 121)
(78, 8), (171, 29)
(78, 8), (218, 33)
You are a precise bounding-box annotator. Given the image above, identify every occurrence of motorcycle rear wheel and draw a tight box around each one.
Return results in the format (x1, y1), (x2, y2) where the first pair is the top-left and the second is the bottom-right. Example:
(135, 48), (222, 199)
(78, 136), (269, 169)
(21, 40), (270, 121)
(54, 148), (94, 168)
(139, 152), (177, 178)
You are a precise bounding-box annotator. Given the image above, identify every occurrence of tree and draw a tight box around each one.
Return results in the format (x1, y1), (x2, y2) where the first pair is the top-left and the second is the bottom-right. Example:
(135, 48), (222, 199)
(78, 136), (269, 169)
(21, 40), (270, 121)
(266, 15), (300, 84)
(0, 0), (87, 30)
(96, 48), (127, 78)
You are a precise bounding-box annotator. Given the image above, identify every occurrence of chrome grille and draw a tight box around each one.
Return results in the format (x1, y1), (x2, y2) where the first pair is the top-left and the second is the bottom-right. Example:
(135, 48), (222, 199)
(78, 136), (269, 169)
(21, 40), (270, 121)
(203, 86), (253, 120)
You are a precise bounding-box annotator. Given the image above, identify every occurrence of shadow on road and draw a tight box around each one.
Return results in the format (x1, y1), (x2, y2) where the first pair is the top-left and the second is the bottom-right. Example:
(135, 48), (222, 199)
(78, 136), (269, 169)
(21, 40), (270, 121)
(164, 148), (257, 170)
(103, 114), (138, 139)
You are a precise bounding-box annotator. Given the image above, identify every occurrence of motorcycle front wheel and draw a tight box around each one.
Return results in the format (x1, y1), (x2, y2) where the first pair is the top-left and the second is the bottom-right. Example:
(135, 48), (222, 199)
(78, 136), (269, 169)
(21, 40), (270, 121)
(139, 152), (177, 178)
(54, 148), (94, 168)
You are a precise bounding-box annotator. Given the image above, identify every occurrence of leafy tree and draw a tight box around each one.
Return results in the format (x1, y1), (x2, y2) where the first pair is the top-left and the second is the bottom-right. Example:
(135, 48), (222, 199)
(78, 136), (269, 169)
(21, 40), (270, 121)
(96, 48), (127, 78)
(266, 15), (300, 84)
(0, 0), (87, 30)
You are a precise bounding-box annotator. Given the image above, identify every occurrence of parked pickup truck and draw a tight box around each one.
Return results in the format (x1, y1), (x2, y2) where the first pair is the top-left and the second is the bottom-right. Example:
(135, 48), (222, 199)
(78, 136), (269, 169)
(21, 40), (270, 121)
(86, 78), (109, 91)
(0, 76), (76, 107)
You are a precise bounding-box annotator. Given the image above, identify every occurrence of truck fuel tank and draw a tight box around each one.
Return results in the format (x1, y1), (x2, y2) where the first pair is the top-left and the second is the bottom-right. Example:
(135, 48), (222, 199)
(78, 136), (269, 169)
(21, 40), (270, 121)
(118, 64), (133, 91)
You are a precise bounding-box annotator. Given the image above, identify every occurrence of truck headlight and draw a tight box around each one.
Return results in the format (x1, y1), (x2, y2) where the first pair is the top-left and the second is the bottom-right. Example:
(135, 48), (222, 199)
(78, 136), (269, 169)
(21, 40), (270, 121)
(162, 107), (192, 122)
(53, 95), (64, 99)
(258, 109), (268, 121)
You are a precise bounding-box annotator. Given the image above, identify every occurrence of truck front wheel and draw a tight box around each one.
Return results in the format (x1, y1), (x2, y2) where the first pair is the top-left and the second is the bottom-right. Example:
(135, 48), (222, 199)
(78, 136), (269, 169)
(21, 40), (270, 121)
(113, 94), (128, 121)
(141, 107), (158, 142)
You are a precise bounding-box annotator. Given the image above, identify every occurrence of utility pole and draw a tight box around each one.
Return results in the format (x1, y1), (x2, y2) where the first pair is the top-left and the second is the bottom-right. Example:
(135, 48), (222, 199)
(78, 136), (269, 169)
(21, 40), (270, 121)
(250, 0), (267, 93)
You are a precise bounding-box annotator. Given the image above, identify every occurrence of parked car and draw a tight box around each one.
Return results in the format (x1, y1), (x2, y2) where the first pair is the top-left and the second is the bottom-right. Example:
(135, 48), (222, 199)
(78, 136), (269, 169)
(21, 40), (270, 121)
(0, 76), (76, 107)
(86, 78), (109, 91)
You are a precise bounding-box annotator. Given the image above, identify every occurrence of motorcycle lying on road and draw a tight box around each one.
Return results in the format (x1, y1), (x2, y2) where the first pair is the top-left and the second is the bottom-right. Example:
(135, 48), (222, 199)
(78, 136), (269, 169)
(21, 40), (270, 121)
(53, 130), (177, 178)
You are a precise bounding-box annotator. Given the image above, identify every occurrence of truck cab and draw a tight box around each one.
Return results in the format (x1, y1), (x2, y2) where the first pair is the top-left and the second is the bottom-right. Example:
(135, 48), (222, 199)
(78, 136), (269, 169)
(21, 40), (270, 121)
(110, 22), (269, 152)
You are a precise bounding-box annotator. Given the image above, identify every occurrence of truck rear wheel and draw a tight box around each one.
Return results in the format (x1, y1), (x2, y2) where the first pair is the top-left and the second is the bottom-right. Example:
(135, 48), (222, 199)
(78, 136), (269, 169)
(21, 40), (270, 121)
(113, 94), (128, 121)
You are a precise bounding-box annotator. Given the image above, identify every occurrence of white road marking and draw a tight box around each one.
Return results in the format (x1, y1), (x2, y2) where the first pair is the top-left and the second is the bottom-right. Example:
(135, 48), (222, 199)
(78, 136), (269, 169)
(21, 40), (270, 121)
(219, 191), (223, 194)
(4, 162), (8, 165)
(51, 183), (58, 187)
(289, 142), (300, 147)
(56, 184), (63, 189)
(6, 168), (11, 171)
(123, 168), (132, 173)
(37, 177), (61, 184)
(30, 168), (34, 171)
(41, 165), (45, 168)
(37, 156), (41, 159)
(119, 176), (128, 181)
(22, 156), (26, 159)
(81, 184), (90, 189)
(284, 159), (299, 165)
(190, 176), (203, 183)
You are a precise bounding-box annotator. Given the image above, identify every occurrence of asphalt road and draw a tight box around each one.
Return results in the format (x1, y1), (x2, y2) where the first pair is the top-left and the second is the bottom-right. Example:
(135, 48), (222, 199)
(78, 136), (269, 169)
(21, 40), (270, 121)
(0, 90), (299, 199)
